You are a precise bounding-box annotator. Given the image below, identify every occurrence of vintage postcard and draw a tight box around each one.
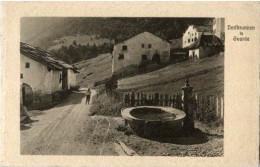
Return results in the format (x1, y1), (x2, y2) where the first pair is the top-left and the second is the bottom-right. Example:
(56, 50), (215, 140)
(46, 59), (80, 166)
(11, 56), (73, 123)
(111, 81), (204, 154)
(1, 2), (259, 167)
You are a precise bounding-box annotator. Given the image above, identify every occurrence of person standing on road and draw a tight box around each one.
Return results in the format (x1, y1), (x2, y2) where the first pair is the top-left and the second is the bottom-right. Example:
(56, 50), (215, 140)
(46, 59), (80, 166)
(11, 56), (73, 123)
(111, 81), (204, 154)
(86, 88), (91, 104)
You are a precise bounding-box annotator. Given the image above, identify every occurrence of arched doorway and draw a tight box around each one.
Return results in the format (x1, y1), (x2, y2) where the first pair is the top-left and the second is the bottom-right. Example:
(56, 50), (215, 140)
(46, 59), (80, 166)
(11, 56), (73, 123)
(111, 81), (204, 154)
(152, 54), (160, 64)
(21, 83), (33, 106)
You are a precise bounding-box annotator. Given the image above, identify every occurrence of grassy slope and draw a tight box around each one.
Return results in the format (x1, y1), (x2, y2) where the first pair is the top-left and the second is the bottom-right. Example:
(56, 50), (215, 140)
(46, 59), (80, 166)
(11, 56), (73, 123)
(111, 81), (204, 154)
(117, 53), (224, 94)
(74, 53), (112, 87)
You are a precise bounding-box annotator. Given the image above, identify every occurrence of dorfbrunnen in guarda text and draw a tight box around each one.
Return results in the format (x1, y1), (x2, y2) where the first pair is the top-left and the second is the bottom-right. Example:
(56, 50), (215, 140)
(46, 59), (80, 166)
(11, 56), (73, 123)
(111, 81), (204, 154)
(228, 25), (255, 41)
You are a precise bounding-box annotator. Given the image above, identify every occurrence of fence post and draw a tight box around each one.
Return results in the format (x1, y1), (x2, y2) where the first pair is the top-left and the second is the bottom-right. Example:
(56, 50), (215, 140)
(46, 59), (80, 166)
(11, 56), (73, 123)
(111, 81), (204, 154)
(165, 94), (169, 106)
(124, 93), (129, 106)
(144, 93), (147, 105)
(137, 92), (140, 106)
(160, 94), (164, 106)
(154, 92), (159, 106)
(141, 92), (144, 105)
(169, 95), (172, 107)
(131, 92), (135, 106)
(172, 95), (176, 108)
(220, 95), (224, 118)
(181, 78), (194, 130)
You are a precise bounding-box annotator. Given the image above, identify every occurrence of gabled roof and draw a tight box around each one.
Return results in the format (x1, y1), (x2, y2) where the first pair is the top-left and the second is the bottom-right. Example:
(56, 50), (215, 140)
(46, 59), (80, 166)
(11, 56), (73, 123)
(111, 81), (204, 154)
(184, 24), (213, 35)
(170, 38), (182, 49)
(185, 35), (223, 50)
(114, 31), (171, 45)
(193, 25), (213, 32)
(20, 42), (79, 73)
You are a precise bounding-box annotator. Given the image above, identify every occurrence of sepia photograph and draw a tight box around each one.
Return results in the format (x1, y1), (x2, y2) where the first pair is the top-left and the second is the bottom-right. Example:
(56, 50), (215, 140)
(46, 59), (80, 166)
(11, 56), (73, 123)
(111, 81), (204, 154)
(19, 17), (225, 156)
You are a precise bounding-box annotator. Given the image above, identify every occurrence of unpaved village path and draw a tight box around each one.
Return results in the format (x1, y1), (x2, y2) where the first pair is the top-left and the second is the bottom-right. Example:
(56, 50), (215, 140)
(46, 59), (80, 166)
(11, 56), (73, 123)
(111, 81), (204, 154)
(21, 88), (116, 155)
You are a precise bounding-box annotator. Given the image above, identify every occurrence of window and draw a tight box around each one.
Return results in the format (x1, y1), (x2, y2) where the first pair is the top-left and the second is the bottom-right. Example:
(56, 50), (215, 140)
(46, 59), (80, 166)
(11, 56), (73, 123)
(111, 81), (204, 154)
(20, 73), (23, 79)
(141, 55), (147, 60)
(141, 44), (145, 48)
(195, 37), (197, 41)
(122, 45), (127, 51)
(188, 39), (190, 43)
(25, 62), (30, 68)
(195, 32), (197, 36)
(118, 54), (124, 60)
(192, 38), (193, 42)
(148, 44), (152, 48)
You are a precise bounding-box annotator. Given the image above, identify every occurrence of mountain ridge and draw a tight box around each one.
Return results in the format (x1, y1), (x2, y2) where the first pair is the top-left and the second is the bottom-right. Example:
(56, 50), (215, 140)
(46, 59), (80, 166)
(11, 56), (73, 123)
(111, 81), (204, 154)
(21, 17), (213, 50)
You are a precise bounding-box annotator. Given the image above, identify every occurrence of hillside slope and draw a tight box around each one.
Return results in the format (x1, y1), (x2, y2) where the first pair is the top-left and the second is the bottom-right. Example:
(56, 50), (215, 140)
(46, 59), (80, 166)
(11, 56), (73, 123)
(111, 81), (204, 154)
(117, 53), (224, 94)
(75, 53), (112, 87)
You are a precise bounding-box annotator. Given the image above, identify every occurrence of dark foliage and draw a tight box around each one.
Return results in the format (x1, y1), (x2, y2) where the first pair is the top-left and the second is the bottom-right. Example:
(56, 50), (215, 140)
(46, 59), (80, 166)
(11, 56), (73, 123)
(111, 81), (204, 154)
(49, 42), (112, 64)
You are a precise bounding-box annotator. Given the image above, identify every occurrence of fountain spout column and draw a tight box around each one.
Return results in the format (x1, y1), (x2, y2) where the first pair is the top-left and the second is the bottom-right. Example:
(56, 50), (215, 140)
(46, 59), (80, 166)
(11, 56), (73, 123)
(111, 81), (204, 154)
(181, 78), (194, 130)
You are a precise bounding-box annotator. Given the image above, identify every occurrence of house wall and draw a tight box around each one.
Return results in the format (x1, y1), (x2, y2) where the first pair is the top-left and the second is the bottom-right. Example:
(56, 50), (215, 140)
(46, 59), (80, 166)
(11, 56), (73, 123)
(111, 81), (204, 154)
(112, 32), (170, 74)
(199, 46), (220, 58)
(21, 54), (53, 94)
(213, 18), (225, 41)
(188, 49), (200, 59)
(51, 70), (63, 93)
(21, 54), (63, 94)
(183, 25), (212, 48)
(68, 69), (77, 87)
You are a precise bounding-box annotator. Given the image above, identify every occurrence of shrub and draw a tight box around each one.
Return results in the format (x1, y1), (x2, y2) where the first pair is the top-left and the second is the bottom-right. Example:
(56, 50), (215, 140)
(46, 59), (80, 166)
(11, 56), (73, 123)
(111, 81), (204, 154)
(89, 85), (126, 117)
(70, 85), (80, 91)
(53, 89), (73, 101)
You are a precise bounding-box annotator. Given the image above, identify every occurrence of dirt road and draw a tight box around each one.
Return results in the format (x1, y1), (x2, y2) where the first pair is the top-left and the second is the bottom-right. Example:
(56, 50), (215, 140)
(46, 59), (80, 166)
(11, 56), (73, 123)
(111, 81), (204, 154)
(21, 88), (223, 156)
(21, 89), (116, 155)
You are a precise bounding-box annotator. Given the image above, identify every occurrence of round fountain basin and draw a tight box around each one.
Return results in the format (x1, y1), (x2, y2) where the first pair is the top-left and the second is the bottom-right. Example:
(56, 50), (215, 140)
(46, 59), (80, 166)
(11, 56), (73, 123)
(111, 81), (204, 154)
(121, 106), (186, 137)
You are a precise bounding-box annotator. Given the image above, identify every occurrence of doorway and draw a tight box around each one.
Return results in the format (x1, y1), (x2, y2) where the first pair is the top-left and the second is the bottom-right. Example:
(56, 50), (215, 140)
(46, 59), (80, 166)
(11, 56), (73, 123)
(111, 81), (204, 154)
(62, 70), (68, 90)
(21, 83), (33, 106)
(152, 54), (160, 64)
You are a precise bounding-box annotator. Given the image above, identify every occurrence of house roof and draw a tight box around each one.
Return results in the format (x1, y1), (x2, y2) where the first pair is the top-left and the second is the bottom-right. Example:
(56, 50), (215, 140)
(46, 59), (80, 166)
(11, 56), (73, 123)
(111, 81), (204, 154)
(114, 31), (171, 45)
(20, 42), (79, 73)
(185, 35), (223, 50)
(193, 25), (213, 32)
(183, 24), (213, 35)
(170, 38), (182, 49)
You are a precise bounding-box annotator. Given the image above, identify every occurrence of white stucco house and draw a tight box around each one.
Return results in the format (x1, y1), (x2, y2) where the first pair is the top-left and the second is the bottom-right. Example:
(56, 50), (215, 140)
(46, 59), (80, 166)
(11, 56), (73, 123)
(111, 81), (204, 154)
(112, 32), (171, 75)
(20, 42), (79, 107)
(186, 35), (223, 59)
(213, 18), (225, 42)
(182, 25), (213, 48)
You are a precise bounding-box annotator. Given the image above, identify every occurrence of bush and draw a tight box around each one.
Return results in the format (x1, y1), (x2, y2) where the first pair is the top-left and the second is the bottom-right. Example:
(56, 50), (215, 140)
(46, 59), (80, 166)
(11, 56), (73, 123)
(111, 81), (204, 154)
(138, 60), (161, 73)
(53, 89), (73, 101)
(89, 85), (126, 117)
(70, 85), (80, 91)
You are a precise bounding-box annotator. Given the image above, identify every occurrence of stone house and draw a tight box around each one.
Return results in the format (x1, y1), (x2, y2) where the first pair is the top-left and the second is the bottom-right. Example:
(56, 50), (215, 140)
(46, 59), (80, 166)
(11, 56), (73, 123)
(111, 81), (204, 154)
(20, 42), (79, 107)
(182, 25), (213, 48)
(112, 32), (171, 75)
(186, 35), (223, 59)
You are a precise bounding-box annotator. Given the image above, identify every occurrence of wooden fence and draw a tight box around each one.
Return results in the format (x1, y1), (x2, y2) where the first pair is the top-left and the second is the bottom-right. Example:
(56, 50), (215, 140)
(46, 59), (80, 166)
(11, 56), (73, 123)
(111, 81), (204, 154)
(110, 90), (224, 120)
(193, 93), (224, 120)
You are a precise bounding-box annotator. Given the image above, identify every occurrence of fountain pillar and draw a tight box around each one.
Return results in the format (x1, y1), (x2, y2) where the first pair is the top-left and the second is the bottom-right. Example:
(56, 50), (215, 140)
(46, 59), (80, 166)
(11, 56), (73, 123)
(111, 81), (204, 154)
(182, 78), (194, 130)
